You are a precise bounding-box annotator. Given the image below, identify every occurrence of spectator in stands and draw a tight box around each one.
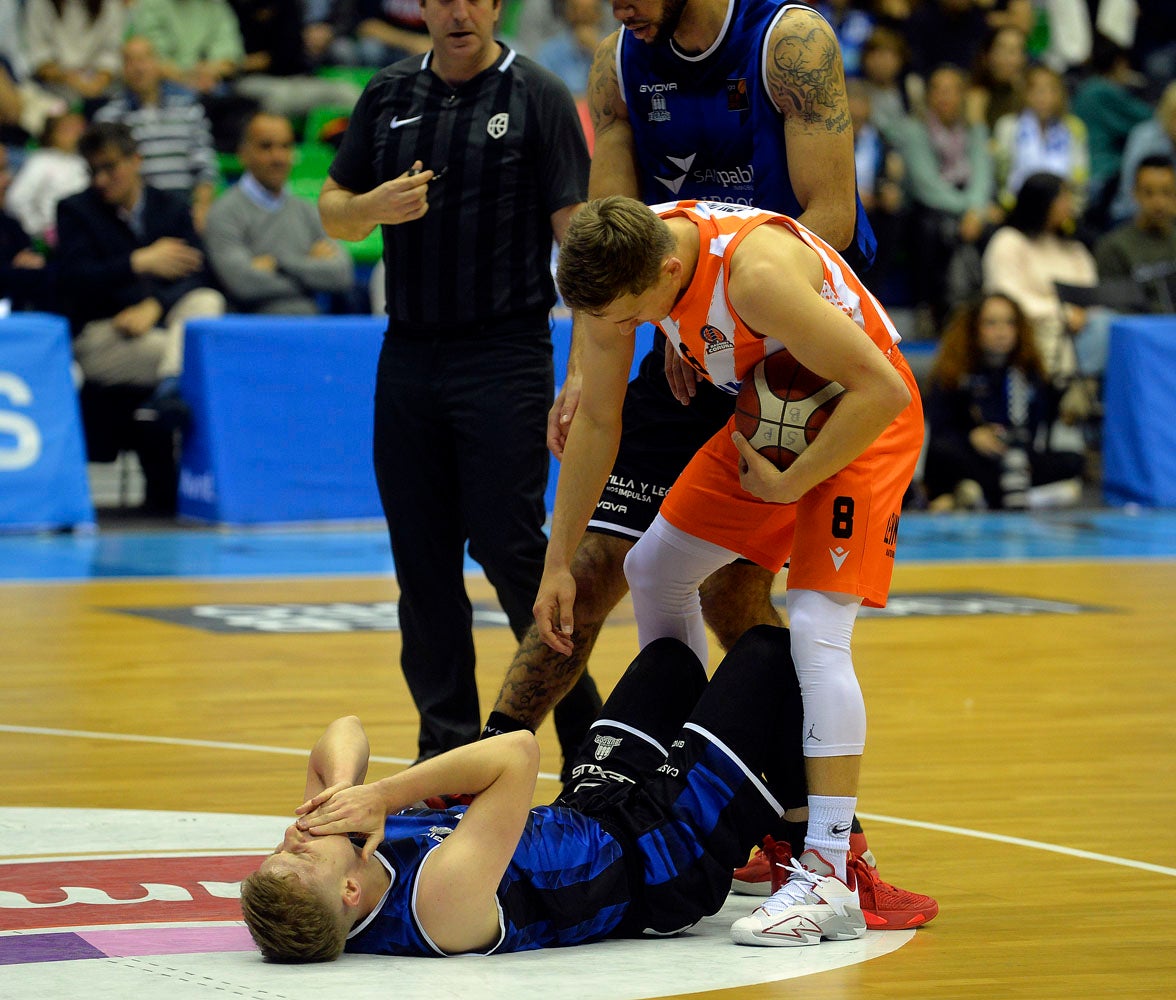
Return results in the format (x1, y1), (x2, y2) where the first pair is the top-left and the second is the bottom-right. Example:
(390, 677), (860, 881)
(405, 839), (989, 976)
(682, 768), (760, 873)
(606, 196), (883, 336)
(205, 112), (355, 314)
(302, 0), (363, 68)
(1072, 33), (1152, 230)
(859, 25), (910, 142)
(0, 143), (57, 310)
(23, 0), (126, 107)
(535, 0), (607, 98)
(1111, 82), (1176, 226)
(992, 64), (1089, 212)
(981, 170), (1097, 388)
(1095, 155), (1176, 315)
(904, 0), (988, 80)
(0, 4), (70, 161)
(353, 0), (432, 65)
(815, 1), (874, 78)
(5, 112), (88, 248)
(966, 24), (1027, 132)
(848, 77), (907, 305)
(94, 37), (220, 232)
(56, 122), (224, 408)
(230, 0), (363, 117)
(923, 292), (1083, 512)
(898, 64), (1001, 326)
(129, 0), (246, 97)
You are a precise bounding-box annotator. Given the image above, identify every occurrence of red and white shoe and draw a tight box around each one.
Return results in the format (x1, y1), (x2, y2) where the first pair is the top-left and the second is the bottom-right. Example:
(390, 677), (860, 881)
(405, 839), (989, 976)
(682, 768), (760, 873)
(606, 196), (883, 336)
(849, 852), (939, 930)
(731, 835), (791, 896)
(730, 849), (866, 947)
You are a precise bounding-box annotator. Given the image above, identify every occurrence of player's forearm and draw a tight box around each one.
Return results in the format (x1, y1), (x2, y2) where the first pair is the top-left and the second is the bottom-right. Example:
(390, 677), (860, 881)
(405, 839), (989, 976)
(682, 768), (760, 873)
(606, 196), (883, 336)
(794, 196), (856, 253)
(369, 732), (540, 813)
(308, 715), (370, 790)
(543, 415), (621, 571)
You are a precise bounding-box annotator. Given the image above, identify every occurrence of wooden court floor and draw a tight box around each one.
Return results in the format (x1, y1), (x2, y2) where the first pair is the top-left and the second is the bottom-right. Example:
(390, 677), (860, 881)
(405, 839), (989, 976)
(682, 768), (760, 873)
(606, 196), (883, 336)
(2, 554), (1175, 997)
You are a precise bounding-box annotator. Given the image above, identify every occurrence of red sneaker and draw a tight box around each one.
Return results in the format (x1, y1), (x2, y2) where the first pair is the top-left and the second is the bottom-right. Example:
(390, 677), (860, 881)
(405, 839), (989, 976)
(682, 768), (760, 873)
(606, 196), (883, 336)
(732, 835), (792, 896)
(849, 853), (939, 930)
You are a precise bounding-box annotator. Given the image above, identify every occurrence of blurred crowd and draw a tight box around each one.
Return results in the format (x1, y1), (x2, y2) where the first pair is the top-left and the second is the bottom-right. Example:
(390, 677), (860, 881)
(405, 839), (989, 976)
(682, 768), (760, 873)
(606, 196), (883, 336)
(1, 0), (1174, 515)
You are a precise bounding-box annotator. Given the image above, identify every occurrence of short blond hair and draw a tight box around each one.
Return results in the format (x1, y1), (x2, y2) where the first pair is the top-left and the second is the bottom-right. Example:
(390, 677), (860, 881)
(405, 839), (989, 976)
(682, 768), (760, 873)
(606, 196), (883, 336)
(557, 196), (676, 313)
(239, 869), (349, 963)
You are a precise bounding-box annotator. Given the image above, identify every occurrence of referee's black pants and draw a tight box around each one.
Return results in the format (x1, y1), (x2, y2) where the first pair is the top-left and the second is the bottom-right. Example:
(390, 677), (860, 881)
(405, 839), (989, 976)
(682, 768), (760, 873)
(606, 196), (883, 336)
(373, 329), (552, 759)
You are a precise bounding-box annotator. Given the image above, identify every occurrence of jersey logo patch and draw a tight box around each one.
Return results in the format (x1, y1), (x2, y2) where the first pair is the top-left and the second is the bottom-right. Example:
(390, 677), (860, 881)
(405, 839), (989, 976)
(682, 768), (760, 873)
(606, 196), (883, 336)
(829, 546), (850, 571)
(390, 114), (422, 130)
(486, 112), (509, 138)
(654, 153), (695, 195)
(647, 92), (671, 123)
(594, 733), (622, 760)
(700, 324), (732, 355)
(726, 79), (749, 112)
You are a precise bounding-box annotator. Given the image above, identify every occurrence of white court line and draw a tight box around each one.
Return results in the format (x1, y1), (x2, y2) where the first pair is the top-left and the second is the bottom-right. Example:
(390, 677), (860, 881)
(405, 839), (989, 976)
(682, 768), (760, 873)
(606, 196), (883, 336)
(5, 722), (1173, 877)
(856, 811), (1176, 877)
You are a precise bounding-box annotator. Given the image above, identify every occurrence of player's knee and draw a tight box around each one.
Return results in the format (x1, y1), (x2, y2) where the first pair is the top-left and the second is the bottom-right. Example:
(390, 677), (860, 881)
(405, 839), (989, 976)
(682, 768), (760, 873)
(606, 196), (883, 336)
(569, 531), (632, 623)
(699, 563), (781, 649)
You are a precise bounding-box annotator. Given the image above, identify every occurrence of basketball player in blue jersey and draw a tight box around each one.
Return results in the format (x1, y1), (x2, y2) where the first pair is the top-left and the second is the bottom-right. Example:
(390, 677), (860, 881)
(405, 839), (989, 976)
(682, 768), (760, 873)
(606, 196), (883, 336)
(480, 0), (935, 930)
(241, 626), (884, 960)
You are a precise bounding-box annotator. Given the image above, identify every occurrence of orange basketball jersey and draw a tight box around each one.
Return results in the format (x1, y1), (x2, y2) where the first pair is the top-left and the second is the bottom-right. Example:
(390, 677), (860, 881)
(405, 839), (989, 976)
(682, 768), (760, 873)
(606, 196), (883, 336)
(653, 200), (902, 395)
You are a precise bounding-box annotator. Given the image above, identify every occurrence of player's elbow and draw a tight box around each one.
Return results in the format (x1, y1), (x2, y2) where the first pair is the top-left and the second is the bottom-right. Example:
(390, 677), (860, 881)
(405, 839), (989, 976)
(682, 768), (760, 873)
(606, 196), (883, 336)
(882, 375), (912, 419)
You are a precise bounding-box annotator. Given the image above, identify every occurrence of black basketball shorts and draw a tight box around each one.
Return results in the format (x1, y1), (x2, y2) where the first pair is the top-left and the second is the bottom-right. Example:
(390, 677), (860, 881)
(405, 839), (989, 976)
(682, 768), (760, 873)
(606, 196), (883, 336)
(588, 339), (736, 540)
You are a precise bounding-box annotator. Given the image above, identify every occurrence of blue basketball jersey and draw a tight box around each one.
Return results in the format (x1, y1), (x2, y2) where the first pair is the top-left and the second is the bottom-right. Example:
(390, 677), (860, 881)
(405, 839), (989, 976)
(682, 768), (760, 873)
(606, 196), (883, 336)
(344, 805), (630, 956)
(617, 0), (876, 266)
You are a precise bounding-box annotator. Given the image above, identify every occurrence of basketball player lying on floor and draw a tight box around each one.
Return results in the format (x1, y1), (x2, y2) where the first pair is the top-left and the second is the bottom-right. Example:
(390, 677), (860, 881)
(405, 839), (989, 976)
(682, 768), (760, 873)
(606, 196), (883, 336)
(241, 626), (914, 961)
(532, 196), (925, 945)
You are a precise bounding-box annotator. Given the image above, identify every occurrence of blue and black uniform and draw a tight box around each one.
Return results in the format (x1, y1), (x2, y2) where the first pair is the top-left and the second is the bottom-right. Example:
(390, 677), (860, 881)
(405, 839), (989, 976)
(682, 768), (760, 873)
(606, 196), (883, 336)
(589, 1), (876, 540)
(345, 627), (806, 955)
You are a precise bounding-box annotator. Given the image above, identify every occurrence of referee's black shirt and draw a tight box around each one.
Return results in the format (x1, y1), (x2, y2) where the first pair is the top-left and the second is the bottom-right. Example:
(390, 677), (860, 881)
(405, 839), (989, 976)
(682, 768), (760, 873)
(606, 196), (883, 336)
(329, 45), (590, 335)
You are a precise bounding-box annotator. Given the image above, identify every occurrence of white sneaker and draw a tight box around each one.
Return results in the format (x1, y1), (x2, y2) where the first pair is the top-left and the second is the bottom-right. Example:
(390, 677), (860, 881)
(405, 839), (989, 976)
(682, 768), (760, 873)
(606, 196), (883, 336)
(730, 849), (866, 947)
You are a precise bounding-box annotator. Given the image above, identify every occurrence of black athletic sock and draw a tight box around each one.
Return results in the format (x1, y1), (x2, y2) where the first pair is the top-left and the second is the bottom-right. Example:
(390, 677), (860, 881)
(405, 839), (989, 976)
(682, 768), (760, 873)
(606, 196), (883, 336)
(481, 711), (533, 740)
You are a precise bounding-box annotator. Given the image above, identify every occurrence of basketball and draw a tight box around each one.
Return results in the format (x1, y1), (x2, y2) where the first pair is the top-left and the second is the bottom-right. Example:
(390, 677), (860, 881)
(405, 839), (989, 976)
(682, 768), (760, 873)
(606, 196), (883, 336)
(733, 351), (845, 469)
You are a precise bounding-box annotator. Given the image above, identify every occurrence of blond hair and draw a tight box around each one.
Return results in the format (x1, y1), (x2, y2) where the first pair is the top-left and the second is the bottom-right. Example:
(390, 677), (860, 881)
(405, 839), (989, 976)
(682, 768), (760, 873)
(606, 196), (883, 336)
(557, 196), (676, 312)
(239, 869), (349, 963)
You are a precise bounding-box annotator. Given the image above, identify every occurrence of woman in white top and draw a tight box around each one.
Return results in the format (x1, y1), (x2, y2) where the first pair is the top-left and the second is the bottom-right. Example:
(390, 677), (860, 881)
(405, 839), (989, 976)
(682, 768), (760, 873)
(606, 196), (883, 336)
(24, 0), (126, 104)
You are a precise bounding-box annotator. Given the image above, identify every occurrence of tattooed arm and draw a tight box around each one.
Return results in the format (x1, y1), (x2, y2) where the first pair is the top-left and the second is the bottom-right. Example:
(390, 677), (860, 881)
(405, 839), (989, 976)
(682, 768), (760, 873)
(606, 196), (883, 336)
(587, 31), (640, 200)
(765, 7), (857, 252)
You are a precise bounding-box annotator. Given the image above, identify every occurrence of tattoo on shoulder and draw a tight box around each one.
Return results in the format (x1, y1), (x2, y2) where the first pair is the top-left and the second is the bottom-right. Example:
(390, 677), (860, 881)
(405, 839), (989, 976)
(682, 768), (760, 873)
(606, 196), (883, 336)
(766, 10), (850, 133)
(588, 32), (623, 133)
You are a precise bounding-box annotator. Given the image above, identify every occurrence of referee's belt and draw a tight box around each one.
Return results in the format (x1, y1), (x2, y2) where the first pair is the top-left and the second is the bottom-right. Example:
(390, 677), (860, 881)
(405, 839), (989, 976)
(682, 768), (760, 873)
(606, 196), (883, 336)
(387, 307), (551, 341)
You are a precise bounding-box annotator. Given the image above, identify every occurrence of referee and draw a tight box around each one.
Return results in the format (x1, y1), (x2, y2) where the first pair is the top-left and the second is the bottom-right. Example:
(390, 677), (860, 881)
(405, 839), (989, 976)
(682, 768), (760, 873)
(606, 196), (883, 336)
(319, 0), (593, 764)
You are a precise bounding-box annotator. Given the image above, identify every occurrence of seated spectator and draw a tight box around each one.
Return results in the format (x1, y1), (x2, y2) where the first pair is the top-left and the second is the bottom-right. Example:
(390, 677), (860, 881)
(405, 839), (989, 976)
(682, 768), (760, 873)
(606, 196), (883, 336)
(904, 0), (988, 81)
(992, 64), (1089, 212)
(94, 37), (220, 232)
(1110, 81), (1176, 226)
(205, 112), (355, 314)
(353, 0), (431, 66)
(5, 112), (88, 247)
(56, 123), (224, 431)
(129, 0), (246, 96)
(966, 24), (1027, 132)
(0, 143), (58, 310)
(859, 25), (911, 143)
(23, 0), (126, 107)
(816, 0), (874, 78)
(981, 170), (1097, 387)
(897, 64), (1002, 325)
(1095, 155), (1176, 314)
(923, 292), (1083, 511)
(302, 0), (363, 69)
(535, 0), (607, 98)
(1071, 33), (1152, 229)
(848, 77), (908, 305)
(230, 0), (362, 117)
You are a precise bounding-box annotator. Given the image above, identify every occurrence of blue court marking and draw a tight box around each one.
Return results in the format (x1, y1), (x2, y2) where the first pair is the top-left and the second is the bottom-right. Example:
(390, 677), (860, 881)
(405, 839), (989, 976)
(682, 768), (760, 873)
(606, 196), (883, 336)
(0, 509), (1174, 583)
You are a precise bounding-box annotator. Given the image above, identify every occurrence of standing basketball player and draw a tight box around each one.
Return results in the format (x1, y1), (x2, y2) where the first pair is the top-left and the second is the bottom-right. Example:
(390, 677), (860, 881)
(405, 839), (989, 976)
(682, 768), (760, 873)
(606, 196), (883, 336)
(483, 0), (871, 737)
(481, 0), (934, 926)
(318, 0), (594, 763)
(542, 196), (924, 946)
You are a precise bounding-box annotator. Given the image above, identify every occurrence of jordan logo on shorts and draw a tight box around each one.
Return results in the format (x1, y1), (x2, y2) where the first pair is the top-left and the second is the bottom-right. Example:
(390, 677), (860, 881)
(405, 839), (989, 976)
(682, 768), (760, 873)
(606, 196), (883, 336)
(828, 546), (850, 571)
(594, 733), (622, 760)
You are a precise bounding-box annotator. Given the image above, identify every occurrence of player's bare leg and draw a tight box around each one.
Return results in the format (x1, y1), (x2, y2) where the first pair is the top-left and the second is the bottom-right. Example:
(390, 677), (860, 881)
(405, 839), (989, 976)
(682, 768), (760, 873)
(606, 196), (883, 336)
(699, 561), (783, 651)
(488, 531), (633, 730)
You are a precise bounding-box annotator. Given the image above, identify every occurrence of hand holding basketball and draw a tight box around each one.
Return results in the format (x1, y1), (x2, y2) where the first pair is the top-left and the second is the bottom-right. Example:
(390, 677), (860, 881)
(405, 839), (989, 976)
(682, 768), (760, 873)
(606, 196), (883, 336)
(732, 431), (799, 504)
